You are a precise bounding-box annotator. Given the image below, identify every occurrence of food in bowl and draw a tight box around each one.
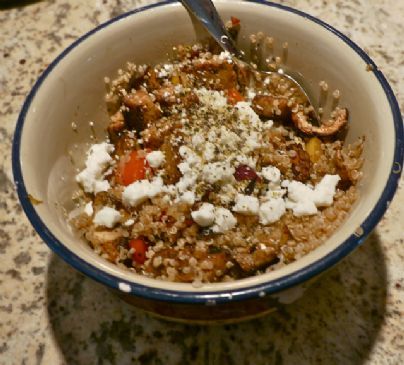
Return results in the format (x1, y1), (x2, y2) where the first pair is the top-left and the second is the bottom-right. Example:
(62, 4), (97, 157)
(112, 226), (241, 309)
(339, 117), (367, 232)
(70, 25), (364, 285)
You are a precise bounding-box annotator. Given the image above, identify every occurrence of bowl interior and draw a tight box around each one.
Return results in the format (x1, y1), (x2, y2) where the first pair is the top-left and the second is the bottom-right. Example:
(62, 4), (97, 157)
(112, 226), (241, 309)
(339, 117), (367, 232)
(16, 1), (397, 294)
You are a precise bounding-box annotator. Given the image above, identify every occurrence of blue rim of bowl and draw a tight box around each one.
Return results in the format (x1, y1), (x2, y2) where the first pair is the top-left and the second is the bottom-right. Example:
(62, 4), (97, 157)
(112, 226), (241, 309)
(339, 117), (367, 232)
(12, 0), (403, 305)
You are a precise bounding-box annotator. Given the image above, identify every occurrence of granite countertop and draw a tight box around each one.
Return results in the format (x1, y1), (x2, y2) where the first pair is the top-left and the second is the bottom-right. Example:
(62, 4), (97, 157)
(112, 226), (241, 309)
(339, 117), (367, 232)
(0, 0), (403, 364)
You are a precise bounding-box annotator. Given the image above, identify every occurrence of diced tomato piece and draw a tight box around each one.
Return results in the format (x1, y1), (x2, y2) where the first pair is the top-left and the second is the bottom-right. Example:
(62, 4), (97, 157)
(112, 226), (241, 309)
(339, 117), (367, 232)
(129, 238), (148, 265)
(231, 16), (240, 26)
(227, 88), (245, 105)
(116, 150), (151, 186)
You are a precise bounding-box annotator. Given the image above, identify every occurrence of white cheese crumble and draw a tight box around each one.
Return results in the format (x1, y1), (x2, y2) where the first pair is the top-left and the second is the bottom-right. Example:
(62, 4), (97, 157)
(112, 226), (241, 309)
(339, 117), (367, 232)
(191, 133), (205, 149)
(191, 203), (237, 233)
(93, 207), (121, 228)
(196, 88), (227, 111)
(235, 155), (256, 168)
(84, 201), (93, 216)
(285, 174), (341, 216)
(219, 184), (237, 205)
(179, 146), (201, 165)
(176, 173), (198, 193)
(203, 142), (216, 161)
(122, 177), (164, 207)
(191, 203), (215, 227)
(259, 198), (286, 225)
(219, 126), (240, 145)
(261, 166), (281, 183)
(212, 207), (237, 233)
(235, 101), (262, 126)
(202, 162), (235, 184)
(178, 191), (195, 205)
(312, 174), (341, 207)
(146, 150), (165, 168)
(285, 181), (318, 216)
(233, 194), (259, 215)
(76, 142), (114, 193)
(124, 219), (135, 226)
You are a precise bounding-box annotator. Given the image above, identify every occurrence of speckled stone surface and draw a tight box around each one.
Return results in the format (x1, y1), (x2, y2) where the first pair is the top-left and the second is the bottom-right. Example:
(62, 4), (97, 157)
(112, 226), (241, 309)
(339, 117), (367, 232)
(0, 0), (403, 364)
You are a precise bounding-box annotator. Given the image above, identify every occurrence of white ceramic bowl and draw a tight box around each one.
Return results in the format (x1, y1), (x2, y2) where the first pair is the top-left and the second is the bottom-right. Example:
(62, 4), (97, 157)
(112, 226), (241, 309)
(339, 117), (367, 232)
(13, 0), (403, 323)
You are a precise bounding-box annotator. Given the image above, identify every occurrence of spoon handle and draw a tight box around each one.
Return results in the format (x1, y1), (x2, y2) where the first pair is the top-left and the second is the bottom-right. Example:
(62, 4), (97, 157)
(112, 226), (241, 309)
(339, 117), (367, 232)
(180, 0), (243, 59)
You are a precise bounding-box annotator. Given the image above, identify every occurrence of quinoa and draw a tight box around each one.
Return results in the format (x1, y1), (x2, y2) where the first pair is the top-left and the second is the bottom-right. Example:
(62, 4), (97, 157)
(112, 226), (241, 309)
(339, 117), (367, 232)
(70, 26), (364, 284)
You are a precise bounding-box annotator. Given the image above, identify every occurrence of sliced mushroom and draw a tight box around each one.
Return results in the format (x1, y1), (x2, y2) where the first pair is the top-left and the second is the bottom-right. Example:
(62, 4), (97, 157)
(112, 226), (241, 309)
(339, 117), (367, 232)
(252, 95), (290, 120)
(232, 246), (277, 272)
(107, 110), (125, 142)
(123, 90), (161, 134)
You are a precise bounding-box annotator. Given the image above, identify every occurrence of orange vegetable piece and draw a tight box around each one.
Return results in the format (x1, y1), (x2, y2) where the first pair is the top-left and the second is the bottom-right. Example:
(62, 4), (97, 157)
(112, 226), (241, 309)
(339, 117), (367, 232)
(117, 150), (150, 186)
(227, 88), (245, 105)
(129, 238), (148, 265)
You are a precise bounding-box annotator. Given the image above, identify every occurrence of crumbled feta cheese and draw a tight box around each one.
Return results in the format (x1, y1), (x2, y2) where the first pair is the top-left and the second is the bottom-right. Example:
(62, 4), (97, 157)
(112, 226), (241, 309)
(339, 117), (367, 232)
(84, 202), (93, 216)
(212, 207), (237, 233)
(285, 174), (341, 216)
(177, 161), (192, 175)
(235, 101), (261, 126)
(191, 133), (205, 149)
(219, 126), (240, 145)
(285, 180), (317, 216)
(218, 184), (237, 204)
(312, 174), (341, 207)
(76, 142), (114, 193)
(202, 162), (235, 184)
(235, 155), (256, 168)
(244, 131), (261, 150)
(261, 166), (281, 183)
(233, 194), (259, 215)
(93, 207), (121, 228)
(179, 146), (200, 165)
(122, 177), (164, 207)
(179, 191), (195, 205)
(196, 88), (227, 110)
(281, 180), (290, 188)
(203, 142), (216, 161)
(259, 198), (286, 225)
(146, 150), (165, 168)
(176, 173), (198, 193)
(262, 187), (287, 200)
(207, 129), (217, 142)
(191, 203), (215, 227)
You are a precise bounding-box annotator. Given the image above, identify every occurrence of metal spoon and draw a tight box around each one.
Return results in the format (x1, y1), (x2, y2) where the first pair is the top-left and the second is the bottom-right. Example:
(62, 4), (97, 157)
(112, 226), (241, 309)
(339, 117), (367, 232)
(180, 0), (320, 122)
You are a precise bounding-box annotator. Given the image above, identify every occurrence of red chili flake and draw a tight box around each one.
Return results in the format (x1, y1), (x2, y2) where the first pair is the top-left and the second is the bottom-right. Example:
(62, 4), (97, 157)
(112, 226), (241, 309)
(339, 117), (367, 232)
(234, 164), (258, 181)
(231, 16), (240, 26)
